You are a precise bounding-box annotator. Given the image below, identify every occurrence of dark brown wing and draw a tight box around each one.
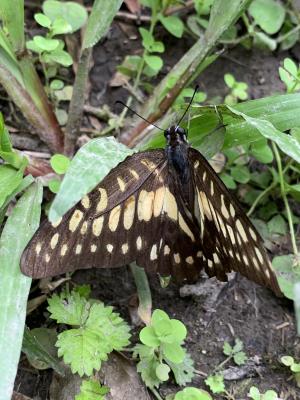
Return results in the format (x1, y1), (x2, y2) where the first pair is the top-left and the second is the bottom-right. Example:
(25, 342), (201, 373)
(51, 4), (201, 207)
(189, 147), (282, 296)
(21, 149), (203, 282)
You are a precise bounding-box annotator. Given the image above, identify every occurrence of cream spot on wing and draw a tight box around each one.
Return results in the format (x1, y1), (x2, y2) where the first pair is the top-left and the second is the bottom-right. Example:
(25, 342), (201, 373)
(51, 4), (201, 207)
(117, 176), (126, 192)
(236, 253), (241, 262)
(178, 213), (195, 242)
(153, 186), (165, 217)
(203, 171), (207, 182)
(213, 253), (220, 263)
(186, 256), (194, 264)
(265, 268), (271, 279)
(69, 210), (83, 232)
(138, 190), (154, 222)
(150, 244), (158, 260)
(194, 160), (199, 169)
(242, 254), (249, 266)
(208, 259), (213, 268)
(210, 181), (214, 196)
(52, 217), (62, 228)
(174, 253), (180, 264)
(92, 216), (104, 236)
(129, 168), (139, 180)
(236, 219), (248, 243)
(35, 242), (42, 255)
(75, 244), (82, 254)
(227, 225), (236, 244)
(108, 205), (121, 231)
(124, 195), (135, 230)
(252, 256), (260, 271)
(141, 159), (156, 171)
(199, 191), (212, 220)
(221, 195), (230, 219)
(197, 251), (203, 258)
(164, 245), (170, 255)
(237, 234), (242, 246)
(91, 244), (97, 253)
(61, 244), (68, 256)
(107, 244), (113, 253)
(81, 195), (90, 209)
(255, 247), (264, 264)
(249, 227), (257, 241)
(217, 213), (227, 237)
(81, 221), (88, 235)
(97, 188), (108, 213)
(45, 254), (50, 263)
(230, 203), (235, 218)
(229, 250), (234, 258)
(122, 243), (129, 254)
(162, 188), (178, 220)
(50, 233), (59, 249)
(136, 236), (142, 250)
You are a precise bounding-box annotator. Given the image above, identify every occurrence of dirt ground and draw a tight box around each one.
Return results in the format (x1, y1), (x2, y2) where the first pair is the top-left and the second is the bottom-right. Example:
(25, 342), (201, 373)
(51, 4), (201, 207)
(12, 19), (300, 400)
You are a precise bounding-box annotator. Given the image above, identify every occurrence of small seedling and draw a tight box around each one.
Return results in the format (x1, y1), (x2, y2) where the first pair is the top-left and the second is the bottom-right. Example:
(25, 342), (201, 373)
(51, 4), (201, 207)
(133, 309), (194, 389)
(248, 385), (278, 400)
(279, 58), (300, 93)
(205, 373), (225, 394)
(281, 355), (300, 387)
(223, 338), (247, 365)
(224, 73), (248, 104)
(48, 289), (131, 376)
(75, 379), (109, 400)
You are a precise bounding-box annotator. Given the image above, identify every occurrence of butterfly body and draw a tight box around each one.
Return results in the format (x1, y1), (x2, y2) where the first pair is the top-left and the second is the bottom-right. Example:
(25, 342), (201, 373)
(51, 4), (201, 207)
(21, 126), (282, 296)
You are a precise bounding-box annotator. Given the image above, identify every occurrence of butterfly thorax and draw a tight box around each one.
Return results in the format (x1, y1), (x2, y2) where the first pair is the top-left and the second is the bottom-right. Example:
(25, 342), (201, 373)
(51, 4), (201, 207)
(165, 125), (190, 184)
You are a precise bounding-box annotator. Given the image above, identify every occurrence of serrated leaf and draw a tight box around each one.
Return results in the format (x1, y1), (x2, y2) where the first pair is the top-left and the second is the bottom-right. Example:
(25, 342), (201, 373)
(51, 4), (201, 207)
(75, 379), (109, 400)
(223, 341), (233, 356)
(205, 374), (225, 394)
(49, 137), (134, 223)
(232, 338), (244, 353)
(233, 351), (247, 365)
(167, 352), (195, 386)
(48, 292), (90, 326)
(137, 357), (161, 388)
(163, 342), (185, 364)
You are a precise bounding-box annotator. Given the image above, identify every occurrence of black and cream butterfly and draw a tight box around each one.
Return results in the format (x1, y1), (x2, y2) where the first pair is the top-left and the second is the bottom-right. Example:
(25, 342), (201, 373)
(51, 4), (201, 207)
(21, 99), (282, 296)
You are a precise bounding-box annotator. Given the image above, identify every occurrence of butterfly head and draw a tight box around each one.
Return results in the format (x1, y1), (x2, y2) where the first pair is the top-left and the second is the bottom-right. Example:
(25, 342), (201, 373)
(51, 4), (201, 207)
(164, 126), (188, 146)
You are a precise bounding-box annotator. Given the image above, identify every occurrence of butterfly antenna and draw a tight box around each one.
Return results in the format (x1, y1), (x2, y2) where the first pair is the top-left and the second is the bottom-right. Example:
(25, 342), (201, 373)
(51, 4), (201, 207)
(115, 100), (165, 132)
(176, 85), (199, 127)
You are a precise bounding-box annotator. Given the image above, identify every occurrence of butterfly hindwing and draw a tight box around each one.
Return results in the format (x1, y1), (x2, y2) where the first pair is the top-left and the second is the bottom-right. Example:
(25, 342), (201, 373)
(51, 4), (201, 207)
(189, 148), (281, 296)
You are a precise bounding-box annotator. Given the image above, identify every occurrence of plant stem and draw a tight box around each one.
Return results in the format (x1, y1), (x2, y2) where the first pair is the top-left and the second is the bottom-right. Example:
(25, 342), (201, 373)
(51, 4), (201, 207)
(130, 263), (152, 325)
(272, 143), (298, 255)
(247, 181), (277, 217)
(277, 24), (300, 43)
(149, 387), (164, 400)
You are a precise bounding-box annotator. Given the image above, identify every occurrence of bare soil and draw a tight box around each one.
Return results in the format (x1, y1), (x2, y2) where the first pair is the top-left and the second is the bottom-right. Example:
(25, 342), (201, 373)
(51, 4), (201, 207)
(12, 18), (300, 400)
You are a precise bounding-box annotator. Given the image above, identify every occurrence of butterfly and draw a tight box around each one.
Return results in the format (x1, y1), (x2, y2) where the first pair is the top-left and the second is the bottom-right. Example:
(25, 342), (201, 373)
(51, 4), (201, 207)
(20, 91), (282, 297)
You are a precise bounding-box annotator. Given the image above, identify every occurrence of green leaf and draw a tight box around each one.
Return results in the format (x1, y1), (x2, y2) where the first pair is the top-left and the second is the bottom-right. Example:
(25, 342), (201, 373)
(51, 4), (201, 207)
(75, 379), (109, 400)
(22, 327), (64, 375)
(144, 55), (163, 72)
(220, 173), (237, 189)
(253, 31), (277, 51)
(155, 363), (170, 381)
(230, 165), (250, 183)
(267, 214), (287, 235)
(227, 106), (300, 163)
(205, 374), (225, 394)
(43, 0), (88, 32)
(174, 387), (212, 400)
(223, 341), (233, 356)
(233, 351), (247, 365)
(224, 73), (235, 88)
(250, 140), (273, 163)
(281, 355), (294, 367)
(272, 254), (300, 300)
(248, 0), (285, 34)
(168, 352), (195, 386)
(43, 49), (73, 66)
(194, 0), (214, 15)
(82, 0), (123, 49)
(158, 14), (184, 38)
(49, 137), (134, 223)
(50, 154), (71, 174)
(50, 79), (64, 90)
(0, 0), (24, 53)
(232, 338), (244, 353)
(48, 179), (61, 194)
(52, 17), (73, 35)
(248, 386), (260, 400)
(140, 326), (160, 347)
(139, 27), (154, 49)
(137, 356), (161, 388)
(0, 182), (42, 399)
(34, 13), (52, 28)
(163, 342), (185, 364)
(48, 292), (90, 326)
(0, 164), (26, 208)
(33, 35), (59, 51)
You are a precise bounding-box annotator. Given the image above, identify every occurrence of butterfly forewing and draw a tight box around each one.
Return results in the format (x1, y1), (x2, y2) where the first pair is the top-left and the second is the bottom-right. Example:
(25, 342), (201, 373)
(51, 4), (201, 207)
(189, 148), (282, 296)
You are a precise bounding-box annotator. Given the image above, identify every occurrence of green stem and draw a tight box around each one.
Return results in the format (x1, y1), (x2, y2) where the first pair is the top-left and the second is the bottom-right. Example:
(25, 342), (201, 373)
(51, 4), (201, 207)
(215, 355), (232, 371)
(130, 263), (152, 325)
(149, 387), (164, 400)
(272, 143), (298, 255)
(247, 181), (277, 217)
(277, 24), (300, 43)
